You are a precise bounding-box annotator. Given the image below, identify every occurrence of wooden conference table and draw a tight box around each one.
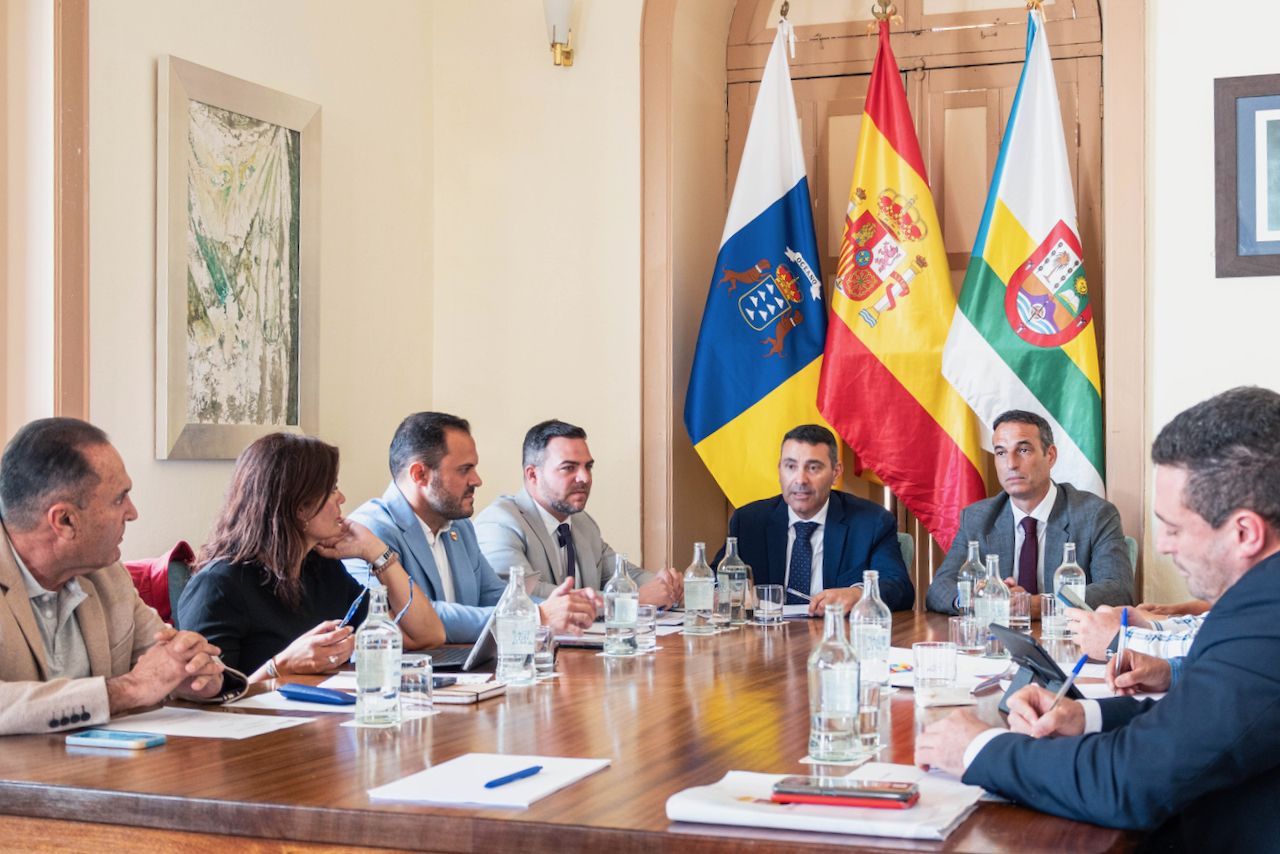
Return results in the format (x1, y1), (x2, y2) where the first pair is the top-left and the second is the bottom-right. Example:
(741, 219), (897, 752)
(0, 612), (1140, 853)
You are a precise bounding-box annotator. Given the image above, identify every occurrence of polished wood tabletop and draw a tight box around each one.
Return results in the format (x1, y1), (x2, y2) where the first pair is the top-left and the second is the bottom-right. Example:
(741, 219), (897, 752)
(0, 612), (1139, 852)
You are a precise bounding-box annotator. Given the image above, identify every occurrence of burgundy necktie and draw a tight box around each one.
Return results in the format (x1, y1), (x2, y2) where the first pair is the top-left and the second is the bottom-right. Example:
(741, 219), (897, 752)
(1017, 516), (1038, 593)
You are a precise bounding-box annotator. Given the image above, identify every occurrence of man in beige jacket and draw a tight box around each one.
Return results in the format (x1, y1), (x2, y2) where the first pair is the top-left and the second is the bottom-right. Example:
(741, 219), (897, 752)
(0, 418), (241, 736)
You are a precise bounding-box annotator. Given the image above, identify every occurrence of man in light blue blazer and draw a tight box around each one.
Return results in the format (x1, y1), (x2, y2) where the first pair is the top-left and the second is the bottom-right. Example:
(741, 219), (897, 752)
(348, 412), (596, 643)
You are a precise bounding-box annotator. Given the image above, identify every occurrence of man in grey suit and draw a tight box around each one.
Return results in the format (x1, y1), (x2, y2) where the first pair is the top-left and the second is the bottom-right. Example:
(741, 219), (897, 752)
(348, 413), (596, 643)
(475, 420), (683, 606)
(926, 410), (1133, 615)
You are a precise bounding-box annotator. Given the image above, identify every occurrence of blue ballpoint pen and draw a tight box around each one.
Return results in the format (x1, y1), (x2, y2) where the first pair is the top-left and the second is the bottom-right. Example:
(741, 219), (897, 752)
(1047, 654), (1090, 712)
(1115, 607), (1129, 676)
(484, 765), (543, 789)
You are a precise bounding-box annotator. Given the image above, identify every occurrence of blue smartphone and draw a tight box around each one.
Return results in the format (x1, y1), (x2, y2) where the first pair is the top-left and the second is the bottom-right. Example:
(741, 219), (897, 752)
(65, 729), (166, 750)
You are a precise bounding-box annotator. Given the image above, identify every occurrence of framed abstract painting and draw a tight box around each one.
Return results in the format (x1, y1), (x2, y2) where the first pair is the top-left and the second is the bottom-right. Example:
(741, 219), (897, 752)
(1215, 73), (1280, 278)
(156, 56), (320, 459)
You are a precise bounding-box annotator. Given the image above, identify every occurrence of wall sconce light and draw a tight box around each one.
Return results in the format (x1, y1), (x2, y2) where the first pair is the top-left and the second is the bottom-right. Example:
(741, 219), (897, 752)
(543, 0), (574, 67)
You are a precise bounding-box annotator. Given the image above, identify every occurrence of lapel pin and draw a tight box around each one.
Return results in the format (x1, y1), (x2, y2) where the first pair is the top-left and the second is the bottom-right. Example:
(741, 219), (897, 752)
(449, 531), (459, 541)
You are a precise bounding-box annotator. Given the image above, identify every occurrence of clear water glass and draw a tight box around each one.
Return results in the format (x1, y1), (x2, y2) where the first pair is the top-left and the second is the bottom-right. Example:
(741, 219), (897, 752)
(635, 604), (657, 651)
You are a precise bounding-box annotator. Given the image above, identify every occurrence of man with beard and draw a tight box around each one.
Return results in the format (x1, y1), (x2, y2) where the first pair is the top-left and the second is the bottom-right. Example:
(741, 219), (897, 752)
(718, 424), (914, 614)
(349, 413), (595, 643)
(475, 420), (683, 606)
(915, 387), (1280, 849)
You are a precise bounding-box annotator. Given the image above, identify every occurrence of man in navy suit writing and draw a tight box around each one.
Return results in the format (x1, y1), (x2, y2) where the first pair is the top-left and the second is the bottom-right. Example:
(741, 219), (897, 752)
(916, 386), (1280, 849)
(718, 424), (914, 614)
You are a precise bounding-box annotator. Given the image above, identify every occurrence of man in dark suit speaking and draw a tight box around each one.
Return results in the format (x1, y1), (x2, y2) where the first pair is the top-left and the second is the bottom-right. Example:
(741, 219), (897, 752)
(718, 424), (913, 614)
(916, 386), (1280, 849)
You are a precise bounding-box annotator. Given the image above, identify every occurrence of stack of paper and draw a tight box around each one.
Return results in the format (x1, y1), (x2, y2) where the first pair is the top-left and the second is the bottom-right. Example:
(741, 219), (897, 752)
(369, 753), (610, 808)
(101, 706), (314, 740)
(665, 763), (983, 841)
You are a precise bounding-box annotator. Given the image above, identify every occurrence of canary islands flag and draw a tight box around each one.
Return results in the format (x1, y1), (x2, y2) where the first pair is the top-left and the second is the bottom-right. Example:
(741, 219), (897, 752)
(816, 20), (986, 551)
(684, 21), (830, 508)
(942, 8), (1104, 496)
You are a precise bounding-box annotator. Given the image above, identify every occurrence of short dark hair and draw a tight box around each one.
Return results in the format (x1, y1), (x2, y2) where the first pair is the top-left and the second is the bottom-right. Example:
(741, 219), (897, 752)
(0, 418), (110, 531)
(389, 412), (471, 477)
(1151, 386), (1280, 530)
(523, 419), (587, 468)
(993, 409), (1055, 452)
(781, 424), (839, 467)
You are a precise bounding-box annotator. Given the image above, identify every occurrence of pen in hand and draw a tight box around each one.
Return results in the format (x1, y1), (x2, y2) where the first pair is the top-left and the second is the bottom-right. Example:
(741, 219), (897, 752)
(1047, 654), (1090, 712)
(786, 588), (812, 602)
(1114, 607), (1129, 677)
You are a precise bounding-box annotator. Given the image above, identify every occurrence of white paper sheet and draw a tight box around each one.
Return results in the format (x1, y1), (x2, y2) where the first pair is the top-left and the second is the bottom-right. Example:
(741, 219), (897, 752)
(888, 647), (1016, 690)
(368, 752), (610, 808)
(1075, 681), (1166, 702)
(665, 762), (983, 841)
(783, 604), (813, 617)
(101, 706), (314, 740)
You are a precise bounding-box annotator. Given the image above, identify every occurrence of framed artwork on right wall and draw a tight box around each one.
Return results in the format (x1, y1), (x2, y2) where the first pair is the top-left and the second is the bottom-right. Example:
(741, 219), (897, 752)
(1215, 72), (1280, 278)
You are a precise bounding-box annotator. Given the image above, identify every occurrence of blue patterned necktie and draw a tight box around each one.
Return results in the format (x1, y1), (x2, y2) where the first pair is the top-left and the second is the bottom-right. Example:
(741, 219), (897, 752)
(788, 521), (820, 604)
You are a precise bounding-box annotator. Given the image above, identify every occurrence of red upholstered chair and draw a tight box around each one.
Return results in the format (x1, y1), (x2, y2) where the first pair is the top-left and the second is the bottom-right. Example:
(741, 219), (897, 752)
(124, 541), (195, 625)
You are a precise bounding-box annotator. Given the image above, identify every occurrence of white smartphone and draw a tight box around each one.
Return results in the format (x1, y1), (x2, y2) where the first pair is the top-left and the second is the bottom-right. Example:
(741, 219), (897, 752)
(65, 729), (166, 750)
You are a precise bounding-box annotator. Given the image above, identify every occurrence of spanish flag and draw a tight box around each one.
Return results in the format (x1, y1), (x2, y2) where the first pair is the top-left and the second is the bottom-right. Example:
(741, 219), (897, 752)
(684, 20), (832, 507)
(817, 20), (986, 551)
(942, 8), (1104, 496)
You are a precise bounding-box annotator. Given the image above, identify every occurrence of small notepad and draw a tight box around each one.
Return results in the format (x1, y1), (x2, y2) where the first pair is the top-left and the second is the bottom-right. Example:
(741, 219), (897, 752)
(368, 753), (611, 808)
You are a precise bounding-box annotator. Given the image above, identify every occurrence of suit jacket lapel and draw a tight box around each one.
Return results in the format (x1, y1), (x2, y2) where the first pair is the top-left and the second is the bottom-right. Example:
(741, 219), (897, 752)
(442, 530), (475, 605)
(0, 534), (51, 679)
(516, 489), (562, 583)
(1043, 487), (1071, 591)
(76, 581), (111, 677)
(385, 483), (446, 599)
(822, 496), (848, 590)
(986, 498), (1016, 581)
(766, 499), (789, 586)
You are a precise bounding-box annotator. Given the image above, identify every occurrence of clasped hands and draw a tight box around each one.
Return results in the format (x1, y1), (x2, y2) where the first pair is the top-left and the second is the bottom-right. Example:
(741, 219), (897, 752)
(109, 627), (226, 714)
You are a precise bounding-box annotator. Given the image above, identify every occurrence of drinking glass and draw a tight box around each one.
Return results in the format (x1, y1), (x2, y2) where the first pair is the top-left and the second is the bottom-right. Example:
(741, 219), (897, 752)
(400, 654), (433, 712)
(635, 605), (658, 652)
(534, 625), (557, 677)
(912, 642), (957, 690)
(1038, 594), (1066, 639)
(949, 615), (984, 655)
(1009, 591), (1031, 633)
(754, 584), (784, 624)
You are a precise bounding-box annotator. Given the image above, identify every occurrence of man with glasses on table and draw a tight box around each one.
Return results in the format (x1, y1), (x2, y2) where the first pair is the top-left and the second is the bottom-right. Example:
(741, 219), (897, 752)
(0, 418), (243, 736)
(916, 387), (1280, 849)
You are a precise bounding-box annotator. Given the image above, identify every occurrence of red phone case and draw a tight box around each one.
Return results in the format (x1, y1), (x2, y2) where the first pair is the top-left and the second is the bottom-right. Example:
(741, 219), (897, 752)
(770, 791), (920, 809)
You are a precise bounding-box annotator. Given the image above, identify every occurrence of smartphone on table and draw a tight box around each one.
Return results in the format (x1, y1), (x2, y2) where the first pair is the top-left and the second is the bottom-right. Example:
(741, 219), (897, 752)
(65, 729), (166, 750)
(770, 776), (920, 808)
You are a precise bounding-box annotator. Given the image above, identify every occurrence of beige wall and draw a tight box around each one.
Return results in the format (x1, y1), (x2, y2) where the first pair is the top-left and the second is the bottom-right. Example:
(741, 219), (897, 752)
(2, 0), (54, 439)
(87, 0), (435, 559)
(1143, 0), (1280, 601)
(431, 1), (648, 564)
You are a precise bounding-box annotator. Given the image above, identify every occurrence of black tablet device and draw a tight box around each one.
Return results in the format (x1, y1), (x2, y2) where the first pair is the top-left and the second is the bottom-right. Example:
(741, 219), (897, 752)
(988, 624), (1086, 714)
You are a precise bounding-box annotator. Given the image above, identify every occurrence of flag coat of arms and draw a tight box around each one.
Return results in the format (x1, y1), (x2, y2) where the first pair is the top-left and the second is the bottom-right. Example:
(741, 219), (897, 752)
(942, 8), (1105, 496)
(684, 21), (831, 508)
(816, 20), (987, 552)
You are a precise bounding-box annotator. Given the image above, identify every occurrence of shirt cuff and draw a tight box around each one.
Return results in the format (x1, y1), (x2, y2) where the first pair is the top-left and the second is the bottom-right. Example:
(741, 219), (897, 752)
(962, 727), (1008, 770)
(1081, 699), (1104, 733)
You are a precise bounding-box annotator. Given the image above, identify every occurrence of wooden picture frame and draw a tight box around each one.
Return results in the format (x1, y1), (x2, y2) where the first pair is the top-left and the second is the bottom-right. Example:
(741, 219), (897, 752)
(1214, 73), (1280, 278)
(156, 57), (321, 459)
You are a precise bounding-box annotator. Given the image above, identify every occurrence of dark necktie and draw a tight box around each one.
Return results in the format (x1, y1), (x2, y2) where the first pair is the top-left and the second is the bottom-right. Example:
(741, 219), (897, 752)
(555, 522), (578, 588)
(788, 521), (819, 604)
(1017, 516), (1039, 594)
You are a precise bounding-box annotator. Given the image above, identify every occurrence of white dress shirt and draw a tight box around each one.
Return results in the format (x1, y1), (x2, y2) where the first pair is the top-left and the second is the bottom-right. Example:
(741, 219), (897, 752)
(417, 516), (457, 602)
(1010, 480), (1058, 582)
(784, 500), (830, 598)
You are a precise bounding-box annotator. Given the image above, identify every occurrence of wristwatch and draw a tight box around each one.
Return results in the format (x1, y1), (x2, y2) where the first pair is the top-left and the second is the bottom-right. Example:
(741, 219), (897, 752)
(370, 548), (400, 577)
